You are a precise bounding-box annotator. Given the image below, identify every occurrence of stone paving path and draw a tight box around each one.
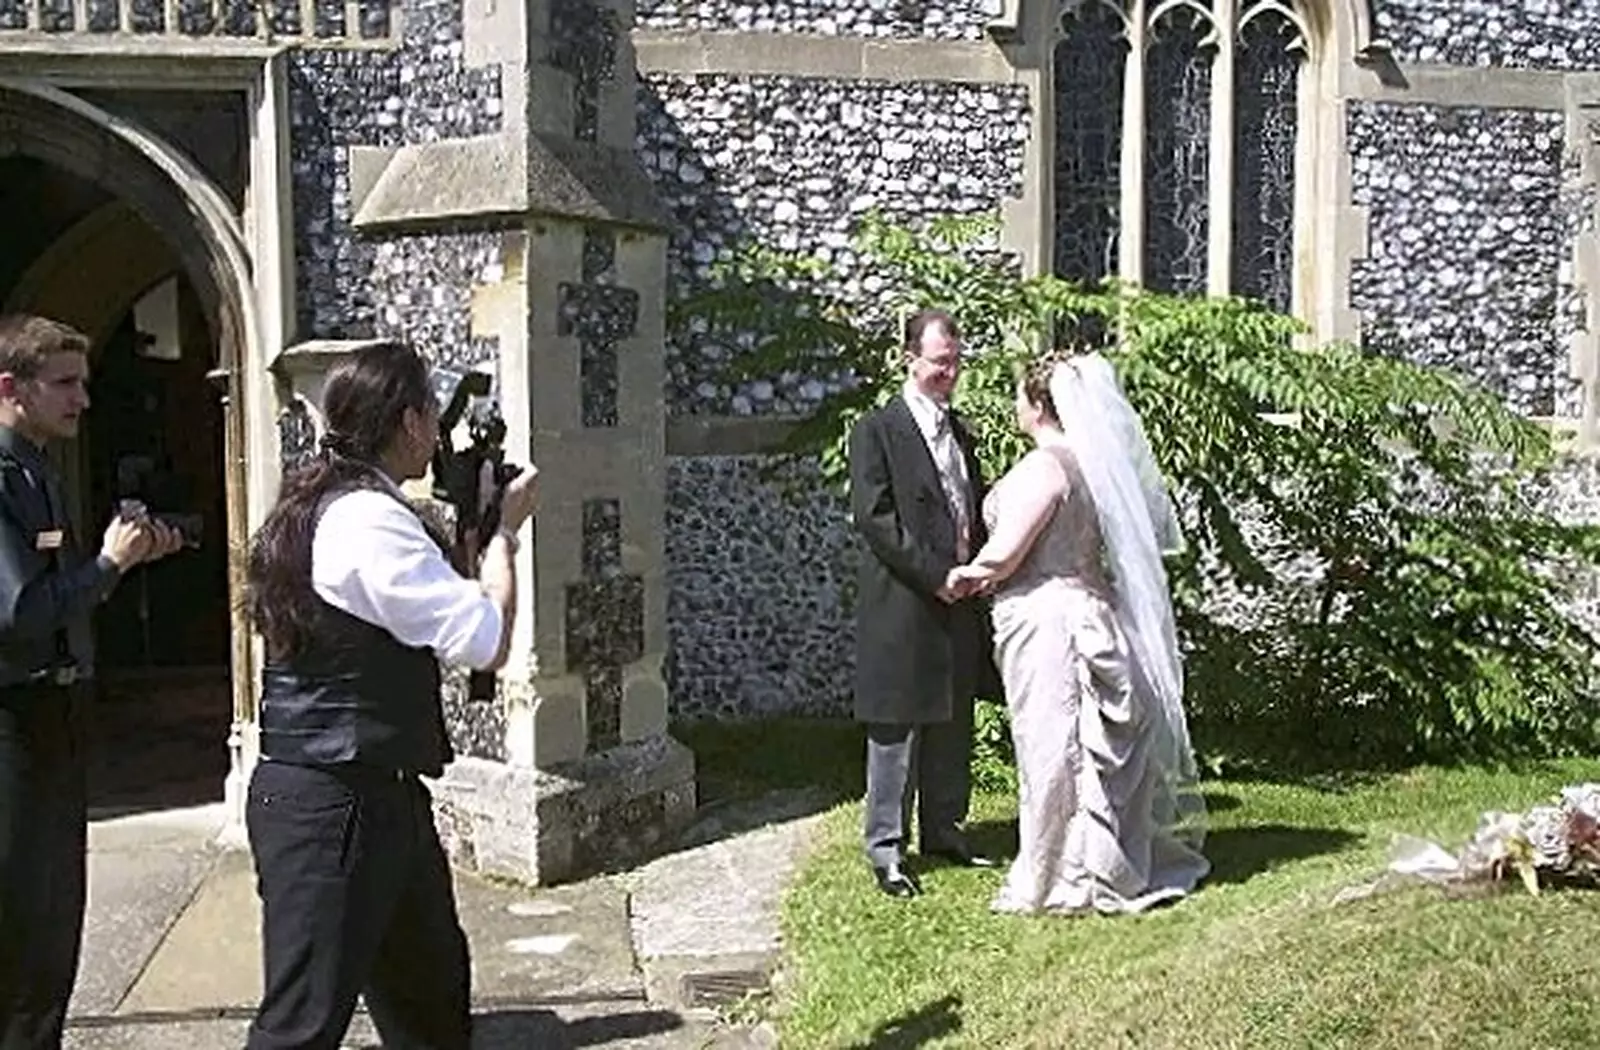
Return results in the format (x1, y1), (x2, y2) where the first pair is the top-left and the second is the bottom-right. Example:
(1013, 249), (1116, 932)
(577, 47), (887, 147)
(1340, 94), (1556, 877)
(626, 789), (831, 1011)
(66, 786), (828, 1049)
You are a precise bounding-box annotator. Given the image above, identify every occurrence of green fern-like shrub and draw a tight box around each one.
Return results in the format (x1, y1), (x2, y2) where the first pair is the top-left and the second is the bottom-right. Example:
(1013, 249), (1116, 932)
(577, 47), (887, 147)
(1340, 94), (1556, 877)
(673, 212), (1600, 774)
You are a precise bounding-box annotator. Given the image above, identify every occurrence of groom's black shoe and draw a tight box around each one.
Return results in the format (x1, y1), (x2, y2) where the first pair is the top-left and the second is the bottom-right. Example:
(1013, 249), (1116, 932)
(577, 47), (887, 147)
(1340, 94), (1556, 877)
(873, 863), (922, 899)
(922, 841), (998, 869)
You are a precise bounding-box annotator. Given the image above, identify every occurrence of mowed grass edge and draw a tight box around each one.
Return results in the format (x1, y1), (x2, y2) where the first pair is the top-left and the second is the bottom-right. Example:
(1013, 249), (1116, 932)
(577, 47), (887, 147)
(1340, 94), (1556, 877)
(673, 721), (1600, 1049)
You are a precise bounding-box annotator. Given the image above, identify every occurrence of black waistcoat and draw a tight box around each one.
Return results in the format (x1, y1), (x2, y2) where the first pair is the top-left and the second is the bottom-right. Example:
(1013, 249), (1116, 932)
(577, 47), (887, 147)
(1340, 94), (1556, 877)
(258, 488), (453, 777)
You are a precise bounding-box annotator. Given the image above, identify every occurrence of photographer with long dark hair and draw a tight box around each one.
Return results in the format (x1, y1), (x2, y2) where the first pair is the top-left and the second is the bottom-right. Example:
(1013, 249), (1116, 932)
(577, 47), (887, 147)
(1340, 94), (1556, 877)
(242, 341), (536, 1050)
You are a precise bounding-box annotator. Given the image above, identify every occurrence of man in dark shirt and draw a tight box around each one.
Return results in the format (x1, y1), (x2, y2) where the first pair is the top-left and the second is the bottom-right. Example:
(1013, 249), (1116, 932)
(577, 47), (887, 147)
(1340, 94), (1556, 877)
(0, 314), (182, 1050)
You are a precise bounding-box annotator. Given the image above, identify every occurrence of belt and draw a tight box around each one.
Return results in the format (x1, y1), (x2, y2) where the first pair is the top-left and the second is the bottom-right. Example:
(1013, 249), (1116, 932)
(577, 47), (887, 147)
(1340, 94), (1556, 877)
(263, 757), (414, 783)
(0, 673), (81, 708)
(31, 666), (82, 687)
(0, 666), (84, 689)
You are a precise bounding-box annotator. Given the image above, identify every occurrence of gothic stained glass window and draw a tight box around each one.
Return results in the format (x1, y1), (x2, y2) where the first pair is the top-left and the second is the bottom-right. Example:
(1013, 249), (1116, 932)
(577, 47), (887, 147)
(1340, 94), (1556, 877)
(1050, 0), (1312, 314)
(1053, 1), (1127, 286)
(1143, 4), (1213, 296)
(1233, 9), (1302, 313)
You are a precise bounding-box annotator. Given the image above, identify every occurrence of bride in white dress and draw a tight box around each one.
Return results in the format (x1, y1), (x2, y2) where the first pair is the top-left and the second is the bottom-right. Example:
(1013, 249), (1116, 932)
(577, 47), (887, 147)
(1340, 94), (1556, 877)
(947, 353), (1209, 915)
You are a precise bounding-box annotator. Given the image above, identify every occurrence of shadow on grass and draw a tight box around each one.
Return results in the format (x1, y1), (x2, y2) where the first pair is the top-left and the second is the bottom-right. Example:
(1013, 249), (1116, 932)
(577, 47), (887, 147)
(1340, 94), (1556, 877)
(845, 994), (962, 1050)
(672, 717), (1374, 889)
(964, 818), (1019, 862)
(468, 1007), (684, 1047)
(678, 714), (1592, 794)
(1202, 791), (1243, 813)
(957, 818), (1360, 890)
(1202, 824), (1363, 886)
(601, 717), (866, 864)
(1195, 713), (1594, 792)
(675, 716), (864, 807)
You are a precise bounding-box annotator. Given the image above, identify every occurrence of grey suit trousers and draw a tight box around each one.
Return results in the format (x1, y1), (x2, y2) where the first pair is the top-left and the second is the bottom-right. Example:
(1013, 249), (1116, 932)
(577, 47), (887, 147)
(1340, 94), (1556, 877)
(862, 693), (975, 868)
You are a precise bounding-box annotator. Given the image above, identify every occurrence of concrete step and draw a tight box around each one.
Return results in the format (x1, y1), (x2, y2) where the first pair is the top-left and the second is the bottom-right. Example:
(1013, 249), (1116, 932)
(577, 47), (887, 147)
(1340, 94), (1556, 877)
(77, 805), (647, 1022)
(65, 1000), (771, 1049)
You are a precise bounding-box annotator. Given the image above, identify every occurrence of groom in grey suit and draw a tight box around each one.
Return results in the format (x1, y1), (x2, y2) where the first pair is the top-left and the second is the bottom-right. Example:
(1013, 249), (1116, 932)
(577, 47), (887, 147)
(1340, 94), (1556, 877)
(848, 309), (997, 899)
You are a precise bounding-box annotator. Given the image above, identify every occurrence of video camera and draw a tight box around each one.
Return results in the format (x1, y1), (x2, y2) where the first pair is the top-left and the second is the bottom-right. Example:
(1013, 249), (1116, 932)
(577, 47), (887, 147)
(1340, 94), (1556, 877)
(430, 366), (522, 703)
(429, 364), (521, 543)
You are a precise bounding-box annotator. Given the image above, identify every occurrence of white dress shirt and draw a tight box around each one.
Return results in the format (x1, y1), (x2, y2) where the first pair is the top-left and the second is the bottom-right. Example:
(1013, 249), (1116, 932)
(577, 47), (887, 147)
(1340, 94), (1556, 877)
(311, 481), (503, 671)
(902, 383), (973, 556)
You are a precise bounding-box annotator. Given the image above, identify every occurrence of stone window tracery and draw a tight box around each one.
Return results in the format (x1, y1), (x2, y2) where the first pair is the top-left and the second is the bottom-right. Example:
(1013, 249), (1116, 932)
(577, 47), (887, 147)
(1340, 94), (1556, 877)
(1054, 0), (1314, 314)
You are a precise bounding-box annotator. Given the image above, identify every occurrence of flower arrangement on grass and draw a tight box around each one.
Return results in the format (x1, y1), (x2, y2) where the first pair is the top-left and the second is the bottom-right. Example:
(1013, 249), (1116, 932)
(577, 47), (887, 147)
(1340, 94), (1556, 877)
(1344, 783), (1600, 901)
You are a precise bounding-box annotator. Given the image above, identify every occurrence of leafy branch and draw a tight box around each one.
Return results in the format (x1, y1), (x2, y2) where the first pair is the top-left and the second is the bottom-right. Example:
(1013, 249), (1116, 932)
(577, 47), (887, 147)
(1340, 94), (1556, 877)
(674, 211), (1600, 772)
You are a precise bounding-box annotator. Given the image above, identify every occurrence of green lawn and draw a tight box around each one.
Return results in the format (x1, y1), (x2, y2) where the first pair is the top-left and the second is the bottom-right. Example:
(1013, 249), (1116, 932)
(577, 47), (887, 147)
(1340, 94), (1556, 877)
(676, 720), (1600, 1050)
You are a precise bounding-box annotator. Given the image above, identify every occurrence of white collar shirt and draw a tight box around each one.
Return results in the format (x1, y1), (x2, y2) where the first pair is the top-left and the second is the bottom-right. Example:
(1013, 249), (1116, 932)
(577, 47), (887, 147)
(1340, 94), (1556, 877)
(902, 382), (973, 556)
(310, 477), (502, 671)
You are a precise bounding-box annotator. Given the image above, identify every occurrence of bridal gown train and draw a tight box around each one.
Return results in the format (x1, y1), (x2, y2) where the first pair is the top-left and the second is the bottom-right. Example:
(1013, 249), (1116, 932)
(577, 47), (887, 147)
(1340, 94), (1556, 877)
(985, 446), (1210, 915)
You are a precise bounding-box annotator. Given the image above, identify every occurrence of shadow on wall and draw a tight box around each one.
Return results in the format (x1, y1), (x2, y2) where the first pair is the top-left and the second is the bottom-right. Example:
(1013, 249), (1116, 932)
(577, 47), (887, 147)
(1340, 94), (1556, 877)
(636, 71), (1031, 725)
(661, 454), (862, 724)
(638, 76), (862, 724)
(635, 73), (1028, 416)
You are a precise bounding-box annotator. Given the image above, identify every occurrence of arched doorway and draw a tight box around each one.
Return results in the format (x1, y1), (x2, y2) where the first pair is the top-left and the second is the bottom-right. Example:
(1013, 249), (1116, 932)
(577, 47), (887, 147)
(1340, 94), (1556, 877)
(0, 81), (267, 819)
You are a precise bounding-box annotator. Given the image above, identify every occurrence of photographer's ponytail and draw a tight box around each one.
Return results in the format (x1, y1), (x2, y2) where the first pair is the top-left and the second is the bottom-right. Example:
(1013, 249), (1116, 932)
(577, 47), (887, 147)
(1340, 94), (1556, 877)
(245, 342), (432, 659)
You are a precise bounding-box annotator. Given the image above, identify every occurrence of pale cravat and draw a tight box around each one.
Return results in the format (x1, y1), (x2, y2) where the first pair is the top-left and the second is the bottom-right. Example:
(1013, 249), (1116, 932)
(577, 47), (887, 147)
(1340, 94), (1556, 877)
(930, 408), (971, 560)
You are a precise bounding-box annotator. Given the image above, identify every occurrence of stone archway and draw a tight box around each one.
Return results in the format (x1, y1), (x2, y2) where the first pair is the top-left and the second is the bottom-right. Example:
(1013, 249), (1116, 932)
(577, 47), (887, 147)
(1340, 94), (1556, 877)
(4, 199), (184, 531)
(0, 79), (266, 819)
(5, 198), (183, 346)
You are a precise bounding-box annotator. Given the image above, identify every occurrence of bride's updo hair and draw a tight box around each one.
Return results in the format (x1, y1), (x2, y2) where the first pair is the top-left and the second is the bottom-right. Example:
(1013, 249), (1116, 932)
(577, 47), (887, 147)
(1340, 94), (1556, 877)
(1017, 358), (1060, 424)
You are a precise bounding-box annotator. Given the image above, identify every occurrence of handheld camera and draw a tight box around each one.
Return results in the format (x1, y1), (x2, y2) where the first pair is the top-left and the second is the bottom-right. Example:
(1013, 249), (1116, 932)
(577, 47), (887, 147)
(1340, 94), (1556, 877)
(114, 454), (203, 548)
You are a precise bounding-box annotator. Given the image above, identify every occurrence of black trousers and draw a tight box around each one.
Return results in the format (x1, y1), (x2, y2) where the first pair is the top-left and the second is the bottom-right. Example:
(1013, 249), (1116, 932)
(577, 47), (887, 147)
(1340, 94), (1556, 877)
(245, 760), (472, 1050)
(0, 686), (87, 1050)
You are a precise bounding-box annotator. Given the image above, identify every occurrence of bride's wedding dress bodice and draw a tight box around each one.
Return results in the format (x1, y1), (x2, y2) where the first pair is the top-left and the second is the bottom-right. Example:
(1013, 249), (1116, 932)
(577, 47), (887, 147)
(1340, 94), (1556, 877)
(982, 445), (1113, 604)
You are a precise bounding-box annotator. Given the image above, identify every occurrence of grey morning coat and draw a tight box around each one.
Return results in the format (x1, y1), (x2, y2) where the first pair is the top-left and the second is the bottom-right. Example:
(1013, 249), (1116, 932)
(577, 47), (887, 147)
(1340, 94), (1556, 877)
(847, 396), (999, 726)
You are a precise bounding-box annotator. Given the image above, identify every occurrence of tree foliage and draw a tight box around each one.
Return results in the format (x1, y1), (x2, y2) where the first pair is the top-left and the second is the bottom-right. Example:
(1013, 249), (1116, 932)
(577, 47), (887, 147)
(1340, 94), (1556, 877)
(673, 212), (1600, 773)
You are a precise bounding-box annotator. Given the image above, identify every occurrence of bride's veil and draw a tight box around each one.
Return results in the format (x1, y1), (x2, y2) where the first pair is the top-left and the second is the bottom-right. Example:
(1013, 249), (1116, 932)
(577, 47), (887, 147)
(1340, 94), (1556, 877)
(1047, 353), (1207, 848)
